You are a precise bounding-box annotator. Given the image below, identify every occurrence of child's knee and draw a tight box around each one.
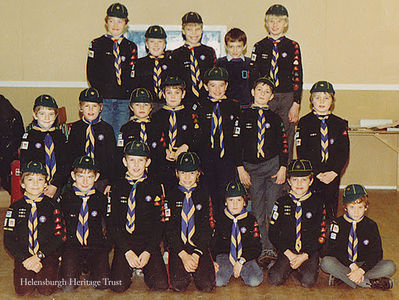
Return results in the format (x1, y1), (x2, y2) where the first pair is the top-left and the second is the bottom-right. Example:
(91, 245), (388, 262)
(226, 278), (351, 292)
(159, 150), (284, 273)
(320, 256), (335, 273)
(267, 269), (285, 286)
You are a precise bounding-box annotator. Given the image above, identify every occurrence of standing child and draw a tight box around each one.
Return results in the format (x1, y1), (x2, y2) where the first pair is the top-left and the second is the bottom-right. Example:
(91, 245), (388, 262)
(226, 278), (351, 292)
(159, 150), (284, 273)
(268, 159), (327, 288)
(4, 161), (65, 296)
(249, 4), (303, 159)
(110, 140), (168, 292)
(20, 95), (67, 199)
(168, 11), (216, 102)
(68, 88), (116, 194)
(59, 156), (111, 291)
(296, 81), (349, 220)
(216, 28), (251, 106)
(321, 184), (396, 290)
(86, 2), (137, 137)
(165, 152), (215, 292)
(236, 76), (288, 267)
(212, 181), (263, 287)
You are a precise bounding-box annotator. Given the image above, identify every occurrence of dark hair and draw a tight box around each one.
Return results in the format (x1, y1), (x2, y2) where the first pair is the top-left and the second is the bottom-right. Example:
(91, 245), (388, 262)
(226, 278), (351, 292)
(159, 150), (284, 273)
(225, 28), (247, 45)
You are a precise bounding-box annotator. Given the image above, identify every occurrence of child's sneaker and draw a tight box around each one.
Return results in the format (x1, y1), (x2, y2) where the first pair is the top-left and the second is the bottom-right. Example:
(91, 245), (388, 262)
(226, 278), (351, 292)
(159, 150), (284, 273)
(369, 277), (394, 290)
(328, 274), (343, 286)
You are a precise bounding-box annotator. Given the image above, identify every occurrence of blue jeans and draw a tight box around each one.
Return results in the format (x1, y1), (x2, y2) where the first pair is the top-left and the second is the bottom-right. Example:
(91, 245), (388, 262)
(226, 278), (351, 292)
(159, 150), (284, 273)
(101, 99), (130, 138)
(215, 254), (263, 287)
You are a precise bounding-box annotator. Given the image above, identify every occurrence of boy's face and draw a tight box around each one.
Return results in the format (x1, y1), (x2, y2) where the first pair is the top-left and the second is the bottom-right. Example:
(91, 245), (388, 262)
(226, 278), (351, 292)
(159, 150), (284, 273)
(71, 169), (99, 193)
(311, 92), (333, 115)
(163, 86), (186, 108)
(252, 83), (274, 106)
(265, 15), (288, 38)
(346, 202), (367, 221)
(205, 80), (228, 100)
(106, 16), (127, 37)
(226, 196), (245, 215)
(145, 38), (166, 57)
(33, 107), (57, 130)
(288, 175), (313, 198)
(176, 170), (199, 189)
(182, 23), (203, 45)
(21, 173), (47, 198)
(123, 155), (151, 179)
(80, 102), (102, 122)
(131, 103), (152, 119)
(226, 41), (245, 59)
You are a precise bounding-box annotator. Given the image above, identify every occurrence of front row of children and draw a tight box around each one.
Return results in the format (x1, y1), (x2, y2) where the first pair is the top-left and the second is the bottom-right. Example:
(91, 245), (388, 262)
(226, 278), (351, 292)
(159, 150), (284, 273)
(4, 150), (396, 295)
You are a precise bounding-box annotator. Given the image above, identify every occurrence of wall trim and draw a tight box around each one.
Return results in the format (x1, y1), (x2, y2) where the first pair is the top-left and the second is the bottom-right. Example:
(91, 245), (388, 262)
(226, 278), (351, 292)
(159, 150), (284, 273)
(339, 185), (397, 190)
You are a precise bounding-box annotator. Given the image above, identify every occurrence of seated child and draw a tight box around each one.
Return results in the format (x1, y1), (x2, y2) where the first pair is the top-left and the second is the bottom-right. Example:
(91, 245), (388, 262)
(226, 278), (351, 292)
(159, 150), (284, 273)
(4, 161), (65, 296)
(296, 81), (349, 220)
(268, 159), (326, 288)
(236, 76), (288, 267)
(68, 88), (116, 194)
(212, 181), (263, 287)
(152, 75), (200, 190)
(110, 140), (168, 292)
(165, 152), (215, 292)
(216, 28), (251, 106)
(20, 94), (67, 199)
(321, 184), (396, 290)
(59, 156), (111, 291)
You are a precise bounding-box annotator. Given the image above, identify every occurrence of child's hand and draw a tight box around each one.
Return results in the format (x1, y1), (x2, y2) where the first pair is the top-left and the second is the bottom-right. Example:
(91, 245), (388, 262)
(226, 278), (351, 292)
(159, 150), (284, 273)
(233, 262), (243, 278)
(290, 253), (308, 269)
(237, 166), (251, 187)
(213, 262), (219, 273)
(137, 251), (151, 268)
(272, 166), (287, 184)
(165, 149), (175, 161)
(178, 251), (199, 273)
(347, 267), (365, 284)
(174, 144), (189, 160)
(284, 249), (296, 262)
(44, 184), (57, 198)
(23, 255), (43, 273)
(125, 250), (140, 268)
(320, 171), (338, 184)
(288, 102), (300, 123)
(103, 185), (111, 196)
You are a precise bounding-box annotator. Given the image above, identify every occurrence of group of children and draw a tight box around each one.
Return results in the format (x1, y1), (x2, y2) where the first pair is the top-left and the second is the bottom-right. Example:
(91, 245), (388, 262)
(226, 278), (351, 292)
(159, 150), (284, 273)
(3, 2), (396, 296)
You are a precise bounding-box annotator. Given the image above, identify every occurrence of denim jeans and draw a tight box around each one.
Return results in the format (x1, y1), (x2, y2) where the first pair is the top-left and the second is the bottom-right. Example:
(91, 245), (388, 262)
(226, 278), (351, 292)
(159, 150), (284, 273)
(101, 99), (130, 139)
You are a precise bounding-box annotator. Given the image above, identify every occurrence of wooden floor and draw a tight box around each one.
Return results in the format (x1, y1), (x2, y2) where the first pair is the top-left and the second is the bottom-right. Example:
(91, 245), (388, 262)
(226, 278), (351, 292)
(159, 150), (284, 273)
(0, 190), (397, 299)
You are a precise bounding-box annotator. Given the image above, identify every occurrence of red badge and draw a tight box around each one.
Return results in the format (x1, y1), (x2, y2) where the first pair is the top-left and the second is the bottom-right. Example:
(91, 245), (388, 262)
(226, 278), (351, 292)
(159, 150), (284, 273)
(53, 209), (60, 215)
(62, 236), (67, 241)
(318, 237), (325, 244)
(293, 84), (299, 91)
(54, 231), (61, 236)
(55, 224), (62, 230)
(54, 217), (61, 223)
(294, 50), (300, 55)
(343, 130), (348, 135)
(254, 232), (259, 238)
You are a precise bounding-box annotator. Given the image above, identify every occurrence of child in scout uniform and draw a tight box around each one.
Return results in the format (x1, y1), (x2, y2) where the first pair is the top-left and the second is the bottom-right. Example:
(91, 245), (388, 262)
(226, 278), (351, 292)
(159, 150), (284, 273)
(110, 140), (168, 292)
(212, 181), (263, 287)
(216, 28), (251, 106)
(68, 88), (116, 194)
(165, 152), (215, 292)
(168, 11), (216, 101)
(296, 81), (349, 220)
(20, 95), (67, 199)
(198, 66), (241, 217)
(4, 161), (66, 296)
(321, 184), (396, 290)
(59, 156), (111, 291)
(249, 4), (303, 160)
(268, 159), (327, 288)
(236, 76), (288, 267)
(86, 2), (138, 138)
(152, 75), (200, 190)
(132, 25), (171, 111)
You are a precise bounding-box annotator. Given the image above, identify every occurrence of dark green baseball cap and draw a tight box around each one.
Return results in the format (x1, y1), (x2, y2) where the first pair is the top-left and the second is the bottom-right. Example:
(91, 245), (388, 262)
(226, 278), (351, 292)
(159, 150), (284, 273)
(203, 67), (229, 82)
(34, 94), (58, 109)
(22, 161), (48, 176)
(162, 75), (186, 89)
(145, 25), (167, 39)
(310, 81), (335, 95)
(287, 159), (313, 177)
(79, 88), (103, 103)
(225, 181), (247, 198)
(342, 184), (368, 204)
(72, 156), (99, 172)
(176, 152), (200, 172)
(130, 88), (153, 103)
(266, 4), (289, 17)
(107, 3), (128, 19)
(182, 11), (203, 24)
(124, 140), (150, 157)
(253, 76), (275, 91)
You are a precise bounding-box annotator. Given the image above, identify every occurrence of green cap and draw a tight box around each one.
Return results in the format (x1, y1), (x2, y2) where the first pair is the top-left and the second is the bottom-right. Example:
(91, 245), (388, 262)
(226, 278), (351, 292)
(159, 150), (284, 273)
(266, 4), (289, 16)
(342, 184), (368, 204)
(203, 67), (229, 82)
(253, 76), (275, 91)
(225, 181), (247, 198)
(124, 140), (150, 157)
(34, 94), (58, 109)
(130, 88), (153, 103)
(145, 25), (167, 39)
(79, 88), (103, 103)
(310, 81), (335, 95)
(176, 152), (200, 172)
(22, 161), (47, 176)
(182, 11), (203, 24)
(107, 3), (128, 19)
(162, 75), (186, 89)
(287, 159), (313, 177)
(72, 156), (99, 172)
